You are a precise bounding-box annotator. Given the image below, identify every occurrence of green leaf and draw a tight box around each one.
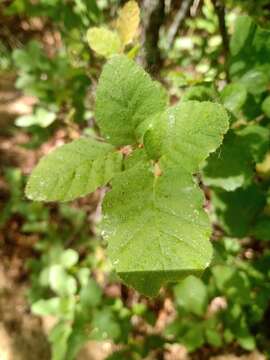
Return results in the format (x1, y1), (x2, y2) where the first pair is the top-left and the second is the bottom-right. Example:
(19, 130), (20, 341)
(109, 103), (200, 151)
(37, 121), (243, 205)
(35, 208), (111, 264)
(31, 297), (75, 319)
(205, 327), (222, 347)
(116, 0), (140, 46)
(26, 137), (122, 202)
(239, 69), (268, 95)
(95, 55), (168, 146)
(49, 265), (77, 296)
(80, 279), (102, 308)
(87, 27), (121, 58)
(251, 216), (270, 241)
(49, 321), (72, 360)
(181, 84), (218, 103)
(203, 125), (269, 191)
(230, 16), (255, 57)
(203, 131), (253, 191)
(181, 325), (205, 351)
(15, 108), (57, 128)
(211, 185), (265, 237)
(237, 124), (270, 163)
(91, 308), (121, 340)
(220, 83), (247, 114)
(229, 16), (270, 80)
(174, 275), (207, 316)
(102, 163), (213, 296)
(143, 101), (229, 172)
(262, 96), (270, 117)
(60, 249), (79, 268)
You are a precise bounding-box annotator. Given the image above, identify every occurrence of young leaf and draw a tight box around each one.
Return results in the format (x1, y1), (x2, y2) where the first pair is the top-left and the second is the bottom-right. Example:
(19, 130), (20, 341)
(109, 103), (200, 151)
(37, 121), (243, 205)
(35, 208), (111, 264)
(95, 55), (168, 146)
(15, 107), (56, 128)
(48, 265), (77, 296)
(26, 138), (122, 202)
(102, 163), (213, 296)
(87, 27), (121, 58)
(143, 101), (229, 172)
(116, 1), (140, 46)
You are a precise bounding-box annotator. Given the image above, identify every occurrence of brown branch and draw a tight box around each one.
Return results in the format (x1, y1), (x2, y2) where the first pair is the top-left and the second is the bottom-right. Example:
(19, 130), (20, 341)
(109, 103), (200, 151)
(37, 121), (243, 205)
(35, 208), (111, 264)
(166, 0), (193, 49)
(141, 0), (165, 75)
(212, 0), (230, 81)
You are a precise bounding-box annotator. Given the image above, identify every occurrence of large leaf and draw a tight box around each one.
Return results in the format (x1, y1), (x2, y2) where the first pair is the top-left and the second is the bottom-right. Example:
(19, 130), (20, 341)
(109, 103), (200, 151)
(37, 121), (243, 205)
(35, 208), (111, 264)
(143, 101), (229, 173)
(102, 162), (212, 296)
(26, 138), (122, 202)
(95, 55), (168, 146)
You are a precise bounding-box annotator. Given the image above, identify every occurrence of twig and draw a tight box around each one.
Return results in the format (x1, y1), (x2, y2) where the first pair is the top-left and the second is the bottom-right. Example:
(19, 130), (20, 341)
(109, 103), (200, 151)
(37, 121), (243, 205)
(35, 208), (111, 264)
(166, 0), (193, 49)
(190, 0), (201, 17)
(141, 0), (165, 74)
(212, 0), (230, 82)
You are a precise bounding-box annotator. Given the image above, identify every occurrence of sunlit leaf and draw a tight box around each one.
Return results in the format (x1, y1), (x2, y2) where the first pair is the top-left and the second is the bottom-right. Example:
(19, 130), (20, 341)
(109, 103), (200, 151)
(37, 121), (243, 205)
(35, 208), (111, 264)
(87, 27), (121, 58)
(116, 0), (140, 46)
(26, 138), (122, 202)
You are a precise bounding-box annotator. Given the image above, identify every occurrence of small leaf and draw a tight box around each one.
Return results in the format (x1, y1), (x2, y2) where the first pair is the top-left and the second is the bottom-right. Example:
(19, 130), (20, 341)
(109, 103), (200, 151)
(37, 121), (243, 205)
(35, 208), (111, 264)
(174, 275), (207, 316)
(102, 163), (213, 296)
(87, 27), (121, 58)
(31, 297), (75, 319)
(95, 55), (168, 146)
(49, 321), (73, 360)
(16, 108), (56, 128)
(60, 249), (79, 269)
(181, 325), (205, 351)
(80, 279), (102, 308)
(91, 309), (121, 341)
(143, 101), (229, 172)
(220, 83), (247, 114)
(26, 137), (122, 202)
(205, 327), (222, 347)
(116, 1), (140, 46)
(49, 265), (77, 296)
(31, 297), (62, 317)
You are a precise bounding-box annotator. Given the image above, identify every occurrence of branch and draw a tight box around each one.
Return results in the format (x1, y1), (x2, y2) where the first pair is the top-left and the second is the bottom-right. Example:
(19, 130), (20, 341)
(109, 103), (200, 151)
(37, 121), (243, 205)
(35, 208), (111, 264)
(212, 0), (230, 81)
(166, 0), (193, 49)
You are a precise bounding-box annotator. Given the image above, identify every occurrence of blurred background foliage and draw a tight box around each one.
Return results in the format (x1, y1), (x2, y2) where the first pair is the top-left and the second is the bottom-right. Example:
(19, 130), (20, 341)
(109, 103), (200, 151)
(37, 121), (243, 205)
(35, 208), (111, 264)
(1, 0), (270, 359)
